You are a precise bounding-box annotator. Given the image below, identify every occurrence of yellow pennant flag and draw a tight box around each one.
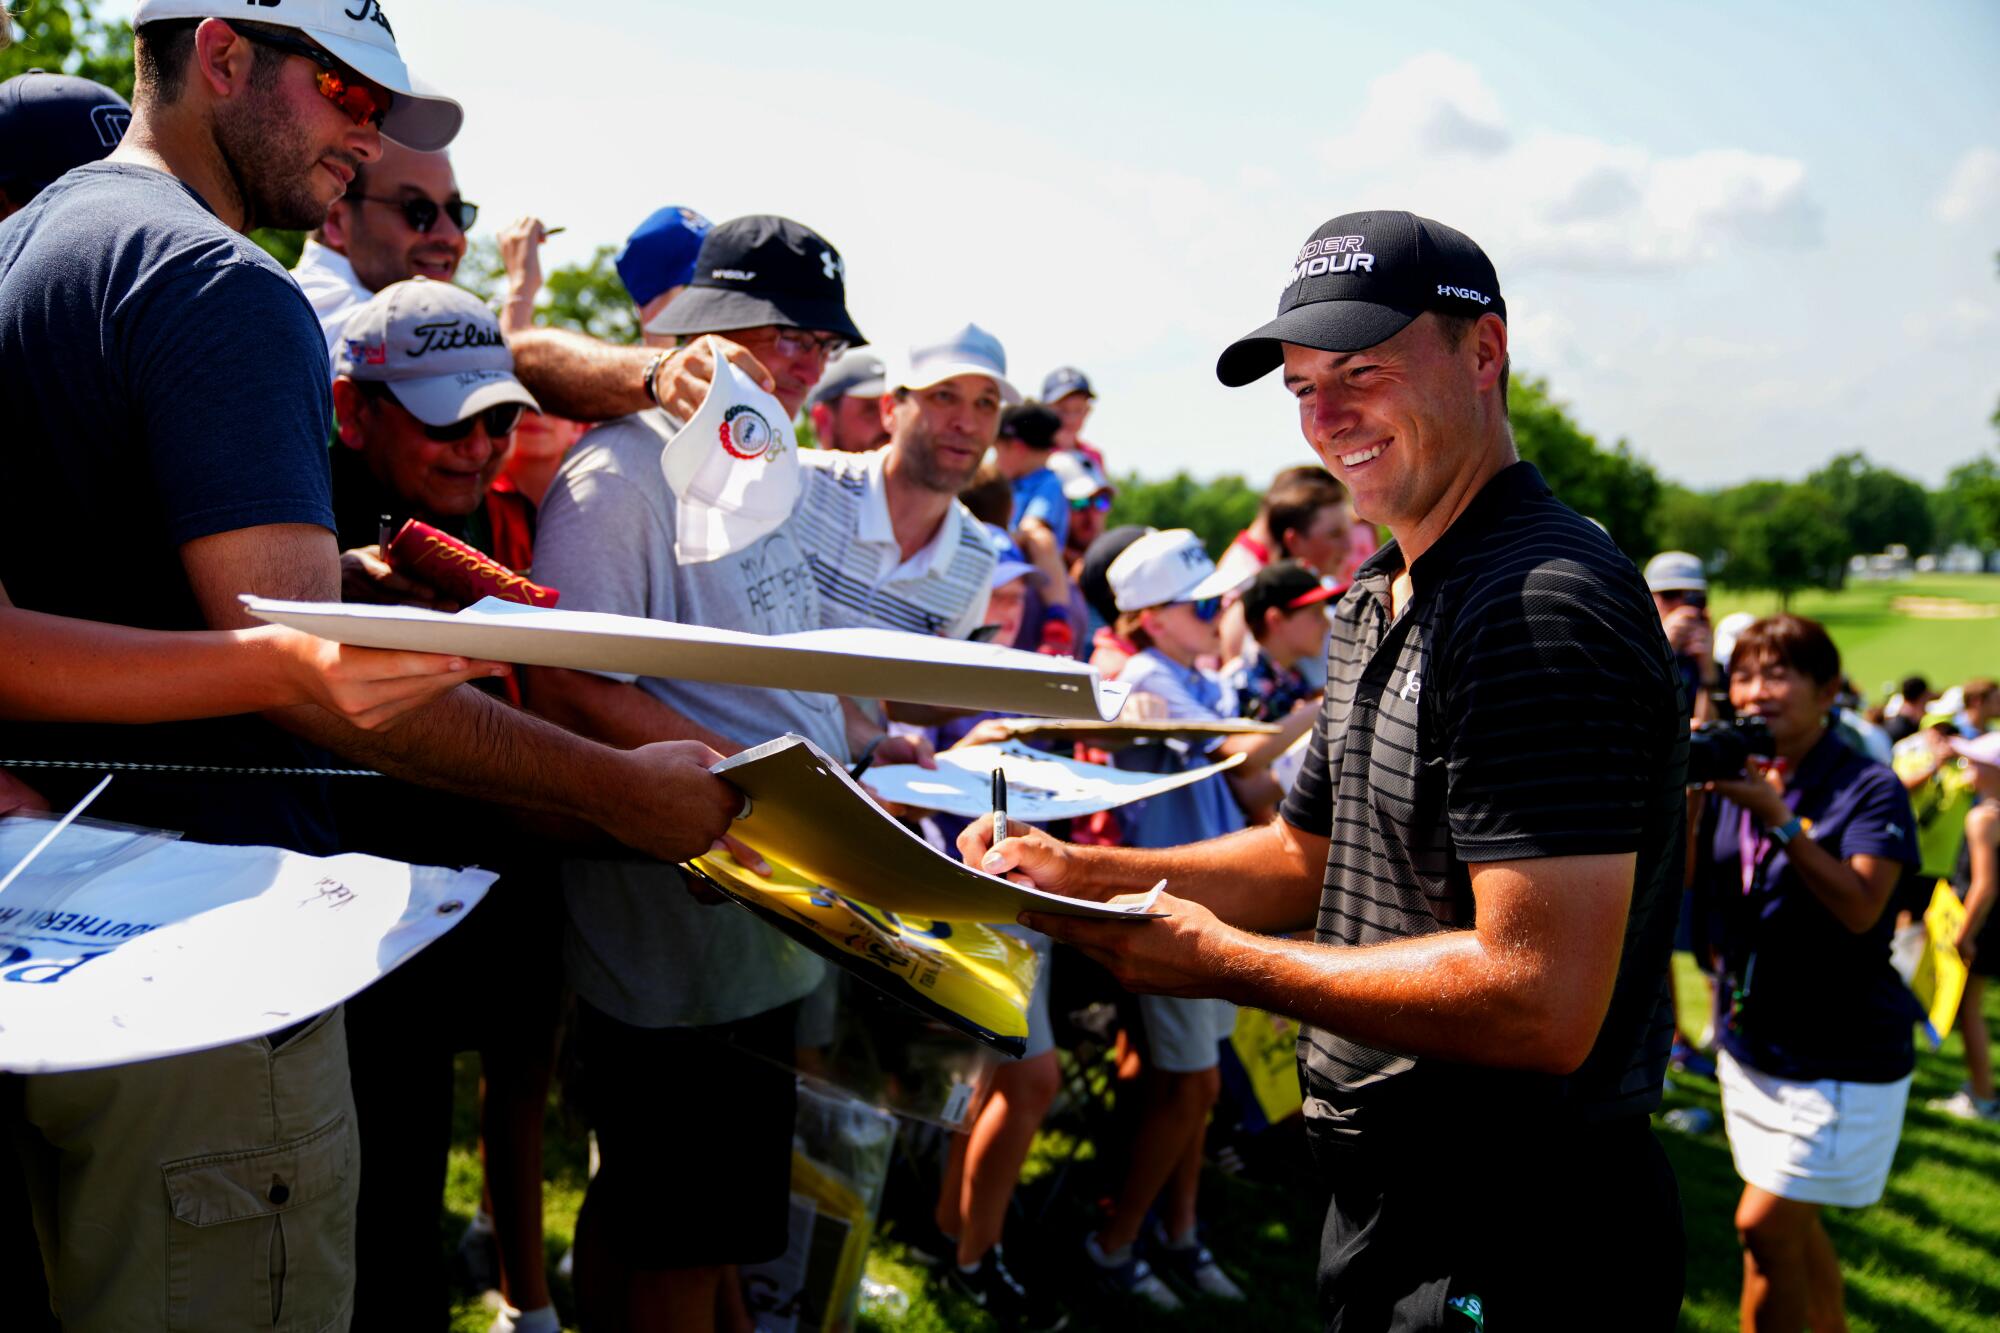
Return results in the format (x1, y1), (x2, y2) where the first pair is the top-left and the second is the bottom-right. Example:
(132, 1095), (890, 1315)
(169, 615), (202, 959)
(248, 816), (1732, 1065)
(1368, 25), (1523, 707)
(1910, 879), (1971, 1047)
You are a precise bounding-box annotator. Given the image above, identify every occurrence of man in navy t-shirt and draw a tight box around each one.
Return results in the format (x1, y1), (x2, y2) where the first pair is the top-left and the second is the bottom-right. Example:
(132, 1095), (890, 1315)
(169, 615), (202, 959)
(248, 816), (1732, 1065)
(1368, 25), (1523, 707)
(0, 7), (743, 1326)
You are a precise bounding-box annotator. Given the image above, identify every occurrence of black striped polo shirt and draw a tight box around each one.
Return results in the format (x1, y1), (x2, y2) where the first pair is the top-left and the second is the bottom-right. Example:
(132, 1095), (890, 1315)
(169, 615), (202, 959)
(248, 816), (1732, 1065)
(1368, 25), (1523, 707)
(1279, 461), (1688, 1144)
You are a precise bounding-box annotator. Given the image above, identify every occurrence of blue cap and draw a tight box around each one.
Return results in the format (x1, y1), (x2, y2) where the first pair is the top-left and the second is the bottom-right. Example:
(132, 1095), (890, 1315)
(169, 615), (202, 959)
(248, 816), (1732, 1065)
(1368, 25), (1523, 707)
(614, 206), (712, 308)
(0, 72), (129, 196)
(1041, 366), (1094, 402)
(984, 524), (1041, 588)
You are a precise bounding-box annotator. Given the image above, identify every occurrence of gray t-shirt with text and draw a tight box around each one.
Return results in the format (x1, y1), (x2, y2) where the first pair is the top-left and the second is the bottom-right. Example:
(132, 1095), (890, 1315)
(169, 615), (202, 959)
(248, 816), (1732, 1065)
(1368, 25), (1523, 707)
(533, 409), (839, 1028)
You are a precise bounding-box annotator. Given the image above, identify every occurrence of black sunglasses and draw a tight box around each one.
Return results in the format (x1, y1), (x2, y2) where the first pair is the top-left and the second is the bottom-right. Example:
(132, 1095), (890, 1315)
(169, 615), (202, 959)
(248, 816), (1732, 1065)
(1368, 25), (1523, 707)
(423, 403), (523, 441)
(348, 193), (479, 235)
(361, 383), (522, 440)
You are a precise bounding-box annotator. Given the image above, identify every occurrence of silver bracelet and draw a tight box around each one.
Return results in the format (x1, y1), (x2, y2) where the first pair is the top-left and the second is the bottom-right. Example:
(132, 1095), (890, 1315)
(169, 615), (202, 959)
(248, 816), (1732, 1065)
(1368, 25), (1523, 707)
(642, 349), (672, 408)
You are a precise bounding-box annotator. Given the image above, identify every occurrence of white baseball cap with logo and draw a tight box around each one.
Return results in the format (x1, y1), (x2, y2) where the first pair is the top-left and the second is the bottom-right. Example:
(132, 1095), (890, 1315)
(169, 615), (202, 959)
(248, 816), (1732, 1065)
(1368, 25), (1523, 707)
(134, 0), (462, 151)
(894, 323), (1022, 405)
(1108, 528), (1249, 613)
(662, 337), (801, 565)
(332, 277), (538, 425)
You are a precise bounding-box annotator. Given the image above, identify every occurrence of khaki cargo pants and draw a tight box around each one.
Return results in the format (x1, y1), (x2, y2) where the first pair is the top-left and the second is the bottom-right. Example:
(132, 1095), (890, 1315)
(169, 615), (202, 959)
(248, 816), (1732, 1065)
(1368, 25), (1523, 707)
(11, 1007), (359, 1332)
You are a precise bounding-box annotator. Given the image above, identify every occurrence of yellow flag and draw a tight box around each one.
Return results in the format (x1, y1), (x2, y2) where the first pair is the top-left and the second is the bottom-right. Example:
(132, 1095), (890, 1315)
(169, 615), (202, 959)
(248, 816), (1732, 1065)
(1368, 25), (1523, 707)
(1910, 879), (1971, 1046)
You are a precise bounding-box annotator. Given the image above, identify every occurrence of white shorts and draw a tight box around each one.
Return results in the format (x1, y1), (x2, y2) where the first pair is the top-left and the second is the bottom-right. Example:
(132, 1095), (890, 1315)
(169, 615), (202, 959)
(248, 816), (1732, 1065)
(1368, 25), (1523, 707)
(1138, 994), (1237, 1073)
(1717, 1047), (1910, 1208)
(997, 925), (1056, 1061)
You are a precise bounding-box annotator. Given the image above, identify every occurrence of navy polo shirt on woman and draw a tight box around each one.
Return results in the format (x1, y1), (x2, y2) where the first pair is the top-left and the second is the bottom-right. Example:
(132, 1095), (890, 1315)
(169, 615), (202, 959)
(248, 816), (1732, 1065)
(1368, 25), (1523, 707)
(1701, 729), (1921, 1084)
(1281, 461), (1689, 1145)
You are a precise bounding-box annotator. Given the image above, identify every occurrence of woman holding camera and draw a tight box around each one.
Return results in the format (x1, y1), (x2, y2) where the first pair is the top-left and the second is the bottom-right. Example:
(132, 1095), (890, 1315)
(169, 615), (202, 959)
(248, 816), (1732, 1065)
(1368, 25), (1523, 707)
(1697, 614), (1920, 1332)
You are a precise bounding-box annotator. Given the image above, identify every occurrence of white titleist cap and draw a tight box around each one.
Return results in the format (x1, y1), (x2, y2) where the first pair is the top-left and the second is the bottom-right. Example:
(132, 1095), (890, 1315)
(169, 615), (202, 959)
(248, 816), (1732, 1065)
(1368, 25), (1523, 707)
(894, 323), (1021, 404)
(134, 0), (462, 151)
(661, 338), (801, 565)
(1108, 528), (1247, 613)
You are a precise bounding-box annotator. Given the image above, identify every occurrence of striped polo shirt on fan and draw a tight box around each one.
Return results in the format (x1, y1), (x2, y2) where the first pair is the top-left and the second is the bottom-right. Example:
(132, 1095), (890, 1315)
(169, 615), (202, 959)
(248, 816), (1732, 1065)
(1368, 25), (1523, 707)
(792, 447), (996, 639)
(1278, 461), (1689, 1145)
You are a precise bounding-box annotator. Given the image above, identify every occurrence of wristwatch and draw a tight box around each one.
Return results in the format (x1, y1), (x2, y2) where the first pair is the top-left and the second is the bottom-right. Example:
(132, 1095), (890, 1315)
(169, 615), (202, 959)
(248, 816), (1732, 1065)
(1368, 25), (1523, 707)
(1768, 815), (1806, 847)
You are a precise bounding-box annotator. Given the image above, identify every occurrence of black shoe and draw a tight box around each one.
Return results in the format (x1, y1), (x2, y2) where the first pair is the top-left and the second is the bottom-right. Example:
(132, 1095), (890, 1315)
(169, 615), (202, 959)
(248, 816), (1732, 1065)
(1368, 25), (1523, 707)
(943, 1246), (1070, 1332)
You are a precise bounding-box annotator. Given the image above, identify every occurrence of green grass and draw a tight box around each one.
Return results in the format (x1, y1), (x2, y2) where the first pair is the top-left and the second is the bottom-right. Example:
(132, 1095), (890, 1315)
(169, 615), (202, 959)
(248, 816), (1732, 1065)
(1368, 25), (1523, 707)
(441, 978), (2000, 1331)
(1706, 573), (2000, 702)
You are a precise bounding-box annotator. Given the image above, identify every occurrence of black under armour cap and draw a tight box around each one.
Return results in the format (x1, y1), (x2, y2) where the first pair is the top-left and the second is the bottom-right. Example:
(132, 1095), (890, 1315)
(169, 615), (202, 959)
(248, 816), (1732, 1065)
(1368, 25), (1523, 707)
(0, 71), (130, 196)
(1216, 211), (1504, 387)
(645, 214), (866, 347)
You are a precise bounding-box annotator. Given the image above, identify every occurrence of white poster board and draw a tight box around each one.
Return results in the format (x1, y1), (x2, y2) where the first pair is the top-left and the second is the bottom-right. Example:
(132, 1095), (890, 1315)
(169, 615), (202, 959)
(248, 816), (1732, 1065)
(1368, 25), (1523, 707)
(0, 816), (495, 1074)
(992, 715), (1278, 749)
(711, 735), (1163, 923)
(243, 596), (1132, 722)
(864, 740), (1245, 822)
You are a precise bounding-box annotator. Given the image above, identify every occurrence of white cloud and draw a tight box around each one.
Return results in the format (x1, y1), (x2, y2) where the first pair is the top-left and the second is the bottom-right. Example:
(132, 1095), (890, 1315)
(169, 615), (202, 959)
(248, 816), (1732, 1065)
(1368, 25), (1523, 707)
(1320, 53), (1511, 171)
(1934, 147), (2000, 223)
(1313, 54), (1821, 274)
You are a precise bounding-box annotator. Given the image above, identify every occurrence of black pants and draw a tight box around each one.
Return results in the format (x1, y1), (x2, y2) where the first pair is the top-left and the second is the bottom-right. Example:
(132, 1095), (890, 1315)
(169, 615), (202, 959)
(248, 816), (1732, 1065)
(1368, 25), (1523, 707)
(1311, 1115), (1683, 1332)
(345, 873), (565, 1329)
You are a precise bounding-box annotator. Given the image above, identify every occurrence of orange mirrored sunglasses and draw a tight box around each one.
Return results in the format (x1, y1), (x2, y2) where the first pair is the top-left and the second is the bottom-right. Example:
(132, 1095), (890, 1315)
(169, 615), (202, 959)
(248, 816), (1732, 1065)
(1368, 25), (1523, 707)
(232, 24), (390, 130)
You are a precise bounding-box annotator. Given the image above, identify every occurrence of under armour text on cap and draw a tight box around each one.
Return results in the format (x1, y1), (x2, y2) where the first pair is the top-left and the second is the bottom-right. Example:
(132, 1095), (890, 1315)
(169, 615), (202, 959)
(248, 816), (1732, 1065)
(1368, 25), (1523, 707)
(894, 323), (1021, 404)
(616, 205), (711, 308)
(806, 349), (888, 409)
(133, 0), (463, 151)
(643, 215), (865, 346)
(1216, 211), (1504, 387)
(1108, 528), (1250, 613)
(1042, 366), (1094, 402)
(0, 72), (130, 195)
(1643, 551), (1708, 594)
(333, 278), (539, 426)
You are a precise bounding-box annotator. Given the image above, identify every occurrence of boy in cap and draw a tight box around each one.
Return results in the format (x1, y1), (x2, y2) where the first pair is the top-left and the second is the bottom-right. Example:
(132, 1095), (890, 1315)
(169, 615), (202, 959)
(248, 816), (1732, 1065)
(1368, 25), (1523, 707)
(1041, 365), (1105, 470)
(1225, 560), (1336, 725)
(0, 70), (129, 220)
(523, 214), (921, 1333)
(1080, 529), (1307, 1311)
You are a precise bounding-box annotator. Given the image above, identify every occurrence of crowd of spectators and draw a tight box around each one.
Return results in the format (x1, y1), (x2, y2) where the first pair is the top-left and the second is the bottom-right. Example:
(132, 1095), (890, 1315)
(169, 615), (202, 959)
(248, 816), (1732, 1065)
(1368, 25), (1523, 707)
(0, 10), (1995, 1333)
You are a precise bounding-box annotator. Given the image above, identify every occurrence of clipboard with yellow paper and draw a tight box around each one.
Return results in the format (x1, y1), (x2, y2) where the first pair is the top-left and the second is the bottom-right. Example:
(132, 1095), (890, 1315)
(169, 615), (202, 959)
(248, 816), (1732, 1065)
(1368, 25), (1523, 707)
(687, 851), (1041, 1058)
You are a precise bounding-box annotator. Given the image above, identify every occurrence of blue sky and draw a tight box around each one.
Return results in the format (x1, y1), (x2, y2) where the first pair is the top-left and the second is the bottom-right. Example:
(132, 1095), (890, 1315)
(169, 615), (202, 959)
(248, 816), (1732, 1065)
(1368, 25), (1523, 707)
(101, 0), (2000, 488)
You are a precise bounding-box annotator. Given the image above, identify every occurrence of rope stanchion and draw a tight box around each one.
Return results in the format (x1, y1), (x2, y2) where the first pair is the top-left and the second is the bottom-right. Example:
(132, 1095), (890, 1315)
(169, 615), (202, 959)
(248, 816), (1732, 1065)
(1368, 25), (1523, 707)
(0, 759), (383, 778)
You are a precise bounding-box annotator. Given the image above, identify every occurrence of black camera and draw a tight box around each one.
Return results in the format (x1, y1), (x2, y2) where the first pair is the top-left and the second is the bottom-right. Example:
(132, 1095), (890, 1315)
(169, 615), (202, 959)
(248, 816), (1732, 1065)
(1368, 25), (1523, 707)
(1686, 716), (1777, 784)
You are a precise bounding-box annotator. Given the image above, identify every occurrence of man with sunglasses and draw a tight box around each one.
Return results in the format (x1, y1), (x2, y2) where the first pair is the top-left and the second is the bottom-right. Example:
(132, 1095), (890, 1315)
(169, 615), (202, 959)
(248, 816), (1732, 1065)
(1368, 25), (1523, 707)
(296, 139), (478, 353)
(0, 7), (750, 1328)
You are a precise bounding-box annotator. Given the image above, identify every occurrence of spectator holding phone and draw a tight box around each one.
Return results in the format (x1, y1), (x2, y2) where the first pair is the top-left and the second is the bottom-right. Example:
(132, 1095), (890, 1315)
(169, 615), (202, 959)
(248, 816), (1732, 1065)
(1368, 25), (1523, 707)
(1646, 550), (1718, 724)
(1695, 614), (1920, 1330)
